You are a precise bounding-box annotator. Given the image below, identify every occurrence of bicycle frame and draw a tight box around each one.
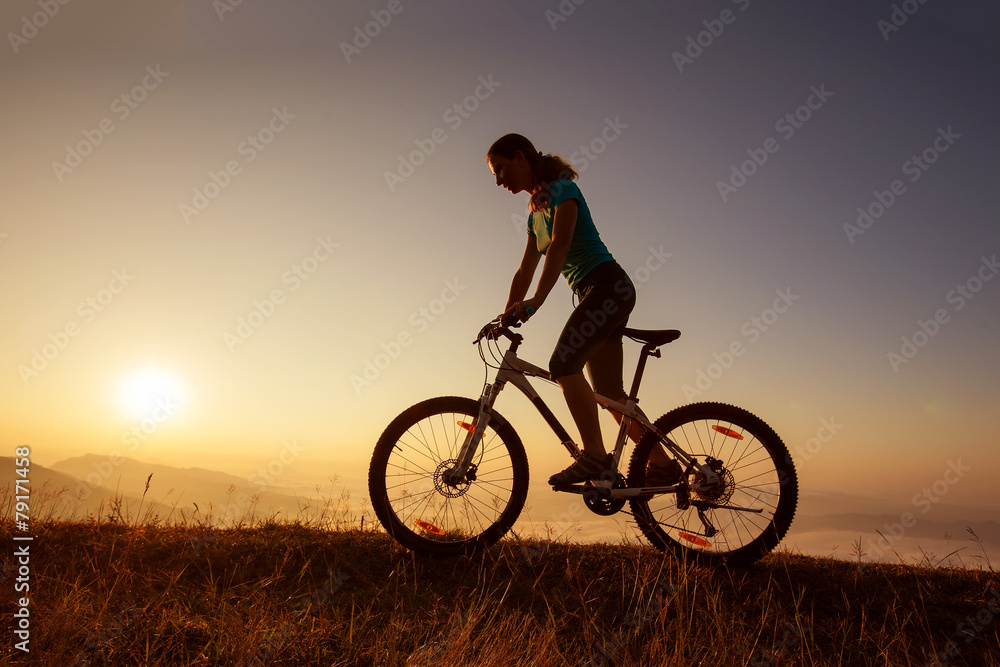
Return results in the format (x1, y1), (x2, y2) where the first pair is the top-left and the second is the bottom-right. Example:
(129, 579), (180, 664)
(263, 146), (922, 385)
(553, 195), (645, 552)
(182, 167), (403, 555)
(370, 316), (793, 562)
(449, 331), (720, 497)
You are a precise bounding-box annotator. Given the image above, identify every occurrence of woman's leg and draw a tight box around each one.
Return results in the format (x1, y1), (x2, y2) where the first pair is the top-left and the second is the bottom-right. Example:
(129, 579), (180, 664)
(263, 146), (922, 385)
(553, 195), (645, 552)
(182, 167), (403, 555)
(588, 322), (674, 468)
(547, 262), (636, 484)
(556, 373), (605, 461)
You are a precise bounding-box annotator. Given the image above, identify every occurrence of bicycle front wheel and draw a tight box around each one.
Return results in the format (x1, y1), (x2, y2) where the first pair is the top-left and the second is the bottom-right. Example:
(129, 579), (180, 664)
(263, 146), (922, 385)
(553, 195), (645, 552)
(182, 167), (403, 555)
(368, 396), (529, 557)
(627, 402), (797, 566)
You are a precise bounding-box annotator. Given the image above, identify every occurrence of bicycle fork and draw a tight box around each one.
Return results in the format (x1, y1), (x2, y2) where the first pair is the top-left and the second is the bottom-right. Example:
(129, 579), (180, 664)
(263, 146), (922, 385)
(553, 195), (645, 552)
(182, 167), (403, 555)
(442, 383), (502, 487)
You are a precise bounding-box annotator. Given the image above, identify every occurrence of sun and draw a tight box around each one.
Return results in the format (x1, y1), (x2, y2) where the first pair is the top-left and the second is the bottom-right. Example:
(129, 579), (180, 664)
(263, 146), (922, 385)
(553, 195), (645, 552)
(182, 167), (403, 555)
(119, 368), (186, 420)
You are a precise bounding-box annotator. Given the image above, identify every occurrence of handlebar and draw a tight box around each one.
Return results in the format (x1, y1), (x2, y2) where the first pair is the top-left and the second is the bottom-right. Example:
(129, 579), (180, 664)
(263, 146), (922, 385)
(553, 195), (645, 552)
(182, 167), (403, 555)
(473, 305), (535, 344)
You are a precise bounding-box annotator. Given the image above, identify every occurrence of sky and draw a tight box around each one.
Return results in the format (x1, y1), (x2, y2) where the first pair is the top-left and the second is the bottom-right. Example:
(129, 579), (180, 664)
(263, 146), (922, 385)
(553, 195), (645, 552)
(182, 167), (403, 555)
(2, 0), (998, 561)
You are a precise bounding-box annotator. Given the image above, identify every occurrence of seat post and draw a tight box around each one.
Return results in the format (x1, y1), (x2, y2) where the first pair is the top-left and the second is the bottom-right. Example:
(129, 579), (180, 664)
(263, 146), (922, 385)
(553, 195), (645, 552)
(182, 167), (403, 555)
(626, 343), (658, 401)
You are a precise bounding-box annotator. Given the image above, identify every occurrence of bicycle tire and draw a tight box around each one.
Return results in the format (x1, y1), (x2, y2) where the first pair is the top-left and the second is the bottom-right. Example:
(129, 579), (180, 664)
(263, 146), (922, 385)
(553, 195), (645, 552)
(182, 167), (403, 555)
(627, 402), (797, 566)
(368, 396), (529, 557)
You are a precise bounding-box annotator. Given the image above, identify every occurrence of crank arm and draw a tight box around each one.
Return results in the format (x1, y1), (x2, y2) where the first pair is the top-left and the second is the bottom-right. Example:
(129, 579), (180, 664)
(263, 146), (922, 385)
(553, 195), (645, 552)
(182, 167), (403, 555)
(614, 485), (682, 498)
(550, 484), (587, 495)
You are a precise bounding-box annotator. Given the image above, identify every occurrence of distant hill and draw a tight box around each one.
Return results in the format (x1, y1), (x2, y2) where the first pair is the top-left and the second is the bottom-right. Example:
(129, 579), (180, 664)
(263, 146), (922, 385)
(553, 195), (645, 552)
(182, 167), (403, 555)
(1, 456), (155, 521)
(2, 455), (335, 525)
(790, 511), (1000, 561)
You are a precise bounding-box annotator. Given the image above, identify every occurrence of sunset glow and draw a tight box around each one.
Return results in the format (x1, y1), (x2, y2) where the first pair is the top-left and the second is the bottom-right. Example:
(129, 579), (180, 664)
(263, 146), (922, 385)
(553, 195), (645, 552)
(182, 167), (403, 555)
(118, 368), (186, 421)
(2, 0), (998, 565)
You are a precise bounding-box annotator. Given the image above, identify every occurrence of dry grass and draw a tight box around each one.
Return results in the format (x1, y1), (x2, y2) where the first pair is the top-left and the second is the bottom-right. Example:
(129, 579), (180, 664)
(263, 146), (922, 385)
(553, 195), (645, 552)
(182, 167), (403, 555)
(1, 485), (998, 666)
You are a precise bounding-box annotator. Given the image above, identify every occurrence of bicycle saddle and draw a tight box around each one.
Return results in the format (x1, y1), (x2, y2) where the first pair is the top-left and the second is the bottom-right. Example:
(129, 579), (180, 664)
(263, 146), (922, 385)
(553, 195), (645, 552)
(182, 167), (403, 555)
(623, 328), (681, 346)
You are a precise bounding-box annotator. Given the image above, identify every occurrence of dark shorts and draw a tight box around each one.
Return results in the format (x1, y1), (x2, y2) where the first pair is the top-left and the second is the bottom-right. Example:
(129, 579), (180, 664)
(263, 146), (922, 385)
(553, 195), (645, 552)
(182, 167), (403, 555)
(549, 260), (636, 398)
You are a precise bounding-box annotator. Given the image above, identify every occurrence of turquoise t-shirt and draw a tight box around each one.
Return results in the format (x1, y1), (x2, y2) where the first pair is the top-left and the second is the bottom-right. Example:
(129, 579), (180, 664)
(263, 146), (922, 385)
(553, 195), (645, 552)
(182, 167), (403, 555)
(528, 180), (614, 291)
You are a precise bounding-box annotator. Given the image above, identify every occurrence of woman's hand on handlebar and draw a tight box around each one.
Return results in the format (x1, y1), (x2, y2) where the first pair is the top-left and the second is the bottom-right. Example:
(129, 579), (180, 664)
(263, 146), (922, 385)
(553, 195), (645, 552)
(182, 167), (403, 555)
(507, 297), (541, 324)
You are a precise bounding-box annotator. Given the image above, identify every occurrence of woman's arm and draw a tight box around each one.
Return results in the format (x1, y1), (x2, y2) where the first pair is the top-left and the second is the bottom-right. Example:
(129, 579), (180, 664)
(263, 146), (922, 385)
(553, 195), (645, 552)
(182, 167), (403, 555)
(504, 235), (542, 314)
(527, 199), (577, 307)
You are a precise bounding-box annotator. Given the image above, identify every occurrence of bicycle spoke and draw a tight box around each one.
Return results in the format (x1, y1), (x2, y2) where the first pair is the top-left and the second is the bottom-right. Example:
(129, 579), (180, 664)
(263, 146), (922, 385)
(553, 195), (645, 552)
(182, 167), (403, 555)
(627, 403), (797, 564)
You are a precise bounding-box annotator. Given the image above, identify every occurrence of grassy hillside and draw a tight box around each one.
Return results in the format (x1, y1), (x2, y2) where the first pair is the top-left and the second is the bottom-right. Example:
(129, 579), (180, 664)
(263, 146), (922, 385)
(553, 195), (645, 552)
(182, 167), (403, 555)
(1, 513), (997, 666)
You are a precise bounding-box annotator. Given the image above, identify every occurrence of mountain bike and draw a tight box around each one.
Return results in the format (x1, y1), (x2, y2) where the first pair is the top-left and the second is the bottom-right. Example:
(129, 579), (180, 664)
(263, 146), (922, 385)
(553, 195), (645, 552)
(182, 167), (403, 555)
(368, 312), (798, 565)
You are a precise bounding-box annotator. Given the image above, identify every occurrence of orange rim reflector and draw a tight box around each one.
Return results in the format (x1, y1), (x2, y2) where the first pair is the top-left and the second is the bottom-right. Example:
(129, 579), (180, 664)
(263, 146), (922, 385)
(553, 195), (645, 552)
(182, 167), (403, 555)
(458, 421), (483, 437)
(414, 519), (445, 535)
(712, 425), (744, 440)
(678, 532), (711, 547)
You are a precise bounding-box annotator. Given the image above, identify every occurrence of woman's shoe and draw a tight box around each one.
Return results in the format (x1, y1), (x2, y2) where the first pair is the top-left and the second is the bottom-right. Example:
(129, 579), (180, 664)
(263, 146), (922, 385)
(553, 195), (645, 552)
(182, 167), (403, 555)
(548, 453), (611, 485)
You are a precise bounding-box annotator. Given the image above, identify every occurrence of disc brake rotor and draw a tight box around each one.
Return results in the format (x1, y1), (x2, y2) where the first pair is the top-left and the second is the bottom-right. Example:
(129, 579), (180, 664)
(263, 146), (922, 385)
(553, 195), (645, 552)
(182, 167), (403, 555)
(434, 459), (472, 498)
(692, 457), (735, 504)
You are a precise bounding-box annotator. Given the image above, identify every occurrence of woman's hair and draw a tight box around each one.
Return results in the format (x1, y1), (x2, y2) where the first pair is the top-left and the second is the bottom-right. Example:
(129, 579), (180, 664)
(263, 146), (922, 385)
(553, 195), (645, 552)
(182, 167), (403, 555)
(486, 133), (578, 212)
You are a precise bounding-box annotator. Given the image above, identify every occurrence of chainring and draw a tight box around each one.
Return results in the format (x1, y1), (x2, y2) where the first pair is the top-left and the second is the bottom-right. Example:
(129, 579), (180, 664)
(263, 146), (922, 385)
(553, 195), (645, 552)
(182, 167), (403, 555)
(583, 472), (627, 516)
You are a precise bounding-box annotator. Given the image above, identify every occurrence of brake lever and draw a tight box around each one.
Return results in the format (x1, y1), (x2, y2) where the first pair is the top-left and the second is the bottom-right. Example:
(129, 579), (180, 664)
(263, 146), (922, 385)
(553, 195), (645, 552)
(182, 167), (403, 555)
(473, 306), (534, 343)
(473, 321), (498, 343)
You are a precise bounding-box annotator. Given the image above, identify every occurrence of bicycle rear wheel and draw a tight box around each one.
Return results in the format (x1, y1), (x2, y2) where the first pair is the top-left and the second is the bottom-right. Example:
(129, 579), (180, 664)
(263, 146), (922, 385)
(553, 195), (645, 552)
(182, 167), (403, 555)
(627, 402), (797, 566)
(368, 396), (529, 557)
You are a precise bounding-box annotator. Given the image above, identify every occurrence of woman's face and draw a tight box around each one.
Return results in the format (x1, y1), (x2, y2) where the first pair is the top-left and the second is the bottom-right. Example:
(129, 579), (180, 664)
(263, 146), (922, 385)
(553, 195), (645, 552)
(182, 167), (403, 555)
(488, 151), (533, 194)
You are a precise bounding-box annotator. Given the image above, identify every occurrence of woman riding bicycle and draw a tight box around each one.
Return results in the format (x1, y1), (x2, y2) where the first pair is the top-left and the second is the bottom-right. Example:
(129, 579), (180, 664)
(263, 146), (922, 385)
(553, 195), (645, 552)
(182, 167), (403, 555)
(366, 133), (795, 561)
(486, 133), (659, 485)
